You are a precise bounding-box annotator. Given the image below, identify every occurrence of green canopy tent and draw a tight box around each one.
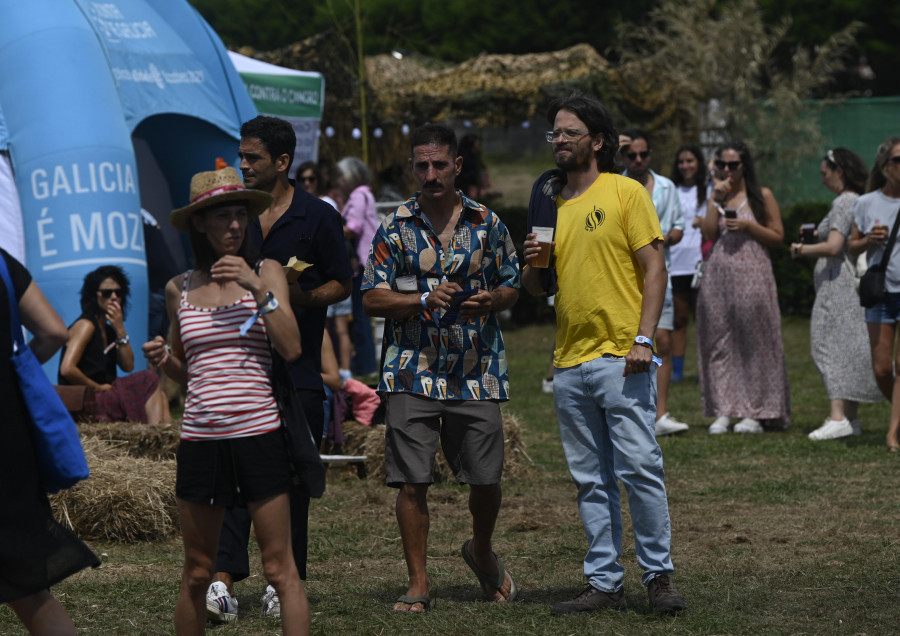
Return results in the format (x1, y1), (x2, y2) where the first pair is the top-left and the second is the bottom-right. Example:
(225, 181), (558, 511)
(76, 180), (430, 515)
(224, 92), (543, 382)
(228, 50), (325, 178)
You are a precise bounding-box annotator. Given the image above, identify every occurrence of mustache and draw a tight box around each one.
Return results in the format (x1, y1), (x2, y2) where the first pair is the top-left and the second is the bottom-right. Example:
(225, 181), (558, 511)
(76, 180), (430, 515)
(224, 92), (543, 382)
(423, 179), (442, 188)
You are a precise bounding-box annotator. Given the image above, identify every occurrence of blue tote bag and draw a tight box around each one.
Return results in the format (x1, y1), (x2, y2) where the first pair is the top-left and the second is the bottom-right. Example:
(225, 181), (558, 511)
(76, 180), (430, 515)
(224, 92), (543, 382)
(0, 256), (89, 493)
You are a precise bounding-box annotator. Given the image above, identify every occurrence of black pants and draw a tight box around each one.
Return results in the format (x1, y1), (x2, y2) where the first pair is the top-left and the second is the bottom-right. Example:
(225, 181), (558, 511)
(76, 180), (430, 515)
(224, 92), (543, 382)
(215, 388), (324, 581)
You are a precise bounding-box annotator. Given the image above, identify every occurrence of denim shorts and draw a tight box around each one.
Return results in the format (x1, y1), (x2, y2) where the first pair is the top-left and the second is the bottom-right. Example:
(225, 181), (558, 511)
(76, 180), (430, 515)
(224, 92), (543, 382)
(657, 285), (674, 331)
(865, 292), (900, 324)
(326, 296), (353, 318)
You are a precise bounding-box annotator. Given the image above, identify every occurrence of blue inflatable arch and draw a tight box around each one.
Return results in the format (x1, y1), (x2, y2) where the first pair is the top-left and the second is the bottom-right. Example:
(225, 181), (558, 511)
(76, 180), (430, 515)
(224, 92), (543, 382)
(0, 0), (257, 375)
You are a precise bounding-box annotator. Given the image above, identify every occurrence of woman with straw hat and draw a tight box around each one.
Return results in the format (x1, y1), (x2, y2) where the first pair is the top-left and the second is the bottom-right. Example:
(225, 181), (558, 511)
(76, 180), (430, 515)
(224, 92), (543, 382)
(142, 167), (309, 635)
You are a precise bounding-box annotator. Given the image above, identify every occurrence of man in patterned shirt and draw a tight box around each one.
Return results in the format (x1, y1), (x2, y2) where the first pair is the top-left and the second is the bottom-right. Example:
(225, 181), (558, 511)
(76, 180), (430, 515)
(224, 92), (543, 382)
(362, 124), (520, 613)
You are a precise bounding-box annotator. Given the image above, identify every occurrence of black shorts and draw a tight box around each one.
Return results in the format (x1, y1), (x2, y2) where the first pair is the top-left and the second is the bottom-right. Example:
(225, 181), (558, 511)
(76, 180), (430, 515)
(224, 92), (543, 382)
(176, 430), (291, 507)
(671, 274), (694, 295)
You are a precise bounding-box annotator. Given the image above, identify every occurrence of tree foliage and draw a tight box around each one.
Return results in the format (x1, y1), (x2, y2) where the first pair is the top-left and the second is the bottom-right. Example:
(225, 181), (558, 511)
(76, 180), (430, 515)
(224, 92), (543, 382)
(188, 0), (655, 61)
(609, 0), (862, 186)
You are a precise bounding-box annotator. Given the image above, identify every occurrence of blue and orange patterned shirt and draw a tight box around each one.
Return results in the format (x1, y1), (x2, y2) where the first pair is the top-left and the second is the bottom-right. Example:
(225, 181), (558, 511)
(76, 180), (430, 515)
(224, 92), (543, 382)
(361, 191), (520, 401)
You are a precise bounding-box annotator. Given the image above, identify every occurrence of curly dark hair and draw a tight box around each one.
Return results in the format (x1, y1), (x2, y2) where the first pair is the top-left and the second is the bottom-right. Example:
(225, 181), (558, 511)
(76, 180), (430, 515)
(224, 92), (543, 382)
(80, 265), (130, 318)
(546, 91), (619, 173)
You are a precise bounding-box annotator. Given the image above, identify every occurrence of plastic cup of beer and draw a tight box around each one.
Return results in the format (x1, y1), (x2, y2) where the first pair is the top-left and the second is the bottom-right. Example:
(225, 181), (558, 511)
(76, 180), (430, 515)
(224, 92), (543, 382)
(531, 226), (554, 268)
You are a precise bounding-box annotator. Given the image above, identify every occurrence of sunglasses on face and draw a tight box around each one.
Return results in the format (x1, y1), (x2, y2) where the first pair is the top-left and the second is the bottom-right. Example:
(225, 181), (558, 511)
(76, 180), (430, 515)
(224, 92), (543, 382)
(98, 289), (122, 298)
(714, 160), (742, 171)
(625, 151), (650, 161)
(888, 156), (900, 166)
(300, 175), (318, 183)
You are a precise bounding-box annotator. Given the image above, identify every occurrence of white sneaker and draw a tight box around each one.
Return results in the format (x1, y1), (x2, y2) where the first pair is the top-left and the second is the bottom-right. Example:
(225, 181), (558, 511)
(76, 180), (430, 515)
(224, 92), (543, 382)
(808, 417), (853, 441)
(708, 416), (731, 435)
(734, 418), (763, 434)
(206, 581), (238, 623)
(542, 378), (554, 394)
(655, 413), (689, 437)
(850, 419), (862, 436)
(261, 584), (281, 618)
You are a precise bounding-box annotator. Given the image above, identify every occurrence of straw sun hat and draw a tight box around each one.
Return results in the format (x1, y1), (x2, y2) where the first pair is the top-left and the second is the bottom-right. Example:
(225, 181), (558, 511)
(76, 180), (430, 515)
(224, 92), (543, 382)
(169, 166), (273, 233)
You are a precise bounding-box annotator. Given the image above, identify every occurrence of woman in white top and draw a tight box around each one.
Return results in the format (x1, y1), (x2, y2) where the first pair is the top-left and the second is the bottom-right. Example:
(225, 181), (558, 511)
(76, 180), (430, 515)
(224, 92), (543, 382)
(142, 167), (309, 635)
(669, 144), (707, 382)
(850, 136), (900, 452)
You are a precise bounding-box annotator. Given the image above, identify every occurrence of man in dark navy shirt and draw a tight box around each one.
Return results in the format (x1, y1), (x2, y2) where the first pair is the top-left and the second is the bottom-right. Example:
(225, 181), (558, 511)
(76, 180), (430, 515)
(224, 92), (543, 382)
(206, 115), (352, 624)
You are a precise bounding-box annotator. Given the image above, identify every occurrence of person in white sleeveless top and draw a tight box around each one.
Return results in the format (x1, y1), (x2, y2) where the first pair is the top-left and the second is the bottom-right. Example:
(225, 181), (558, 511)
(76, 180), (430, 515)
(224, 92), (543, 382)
(142, 167), (309, 635)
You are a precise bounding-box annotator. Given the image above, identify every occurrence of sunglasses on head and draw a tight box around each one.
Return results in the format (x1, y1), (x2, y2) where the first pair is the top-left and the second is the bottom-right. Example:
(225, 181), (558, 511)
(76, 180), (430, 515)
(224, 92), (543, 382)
(98, 288), (122, 298)
(625, 151), (650, 160)
(714, 160), (742, 171)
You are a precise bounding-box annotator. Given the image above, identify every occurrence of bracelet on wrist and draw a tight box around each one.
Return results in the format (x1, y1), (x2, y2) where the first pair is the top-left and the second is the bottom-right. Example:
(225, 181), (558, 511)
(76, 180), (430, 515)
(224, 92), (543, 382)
(420, 291), (430, 310)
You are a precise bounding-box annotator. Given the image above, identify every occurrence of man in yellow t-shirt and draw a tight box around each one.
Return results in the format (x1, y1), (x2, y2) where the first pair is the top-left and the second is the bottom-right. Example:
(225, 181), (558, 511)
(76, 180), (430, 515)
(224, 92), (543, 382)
(522, 91), (686, 616)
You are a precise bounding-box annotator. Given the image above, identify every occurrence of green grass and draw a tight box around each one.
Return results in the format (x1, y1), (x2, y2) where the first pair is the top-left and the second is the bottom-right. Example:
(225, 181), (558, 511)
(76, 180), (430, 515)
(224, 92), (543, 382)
(2, 318), (899, 635)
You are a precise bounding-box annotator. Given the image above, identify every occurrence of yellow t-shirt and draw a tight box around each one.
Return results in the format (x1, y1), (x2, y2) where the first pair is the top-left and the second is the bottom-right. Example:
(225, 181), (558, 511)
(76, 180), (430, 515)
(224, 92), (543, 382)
(553, 172), (663, 368)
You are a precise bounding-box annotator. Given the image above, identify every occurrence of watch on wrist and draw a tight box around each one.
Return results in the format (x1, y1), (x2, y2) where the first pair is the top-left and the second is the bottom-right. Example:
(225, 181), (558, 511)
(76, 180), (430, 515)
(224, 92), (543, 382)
(420, 291), (430, 309)
(115, 334), (130, 346)
(634, 335), (654, 349)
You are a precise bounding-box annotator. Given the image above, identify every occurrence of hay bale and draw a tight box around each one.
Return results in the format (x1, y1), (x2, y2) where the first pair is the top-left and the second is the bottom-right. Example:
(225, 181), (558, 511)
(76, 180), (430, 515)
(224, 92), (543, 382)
(344, 411), (532, 483)
(77, 421), (180, 460)
(50, 436), (177, 542)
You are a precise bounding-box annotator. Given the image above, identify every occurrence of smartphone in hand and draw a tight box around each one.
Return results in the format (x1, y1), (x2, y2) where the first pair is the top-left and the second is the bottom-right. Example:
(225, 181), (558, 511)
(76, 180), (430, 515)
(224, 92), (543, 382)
(439, 289), (478, 326)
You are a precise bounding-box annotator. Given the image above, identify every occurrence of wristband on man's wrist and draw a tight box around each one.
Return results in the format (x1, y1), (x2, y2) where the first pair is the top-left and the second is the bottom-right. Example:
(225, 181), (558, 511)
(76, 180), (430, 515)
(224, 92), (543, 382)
(420, 291), (430, 310)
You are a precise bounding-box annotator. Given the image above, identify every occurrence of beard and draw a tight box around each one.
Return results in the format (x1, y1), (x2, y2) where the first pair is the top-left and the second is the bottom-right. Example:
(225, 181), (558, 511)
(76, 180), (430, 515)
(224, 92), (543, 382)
(553, 142), (594, 172)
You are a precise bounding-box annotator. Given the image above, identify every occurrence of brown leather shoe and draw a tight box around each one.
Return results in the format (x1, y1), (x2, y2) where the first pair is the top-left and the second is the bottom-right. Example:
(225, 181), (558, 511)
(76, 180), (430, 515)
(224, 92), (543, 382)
(647, 574), (686, 614)
(551, 585), (627, 615)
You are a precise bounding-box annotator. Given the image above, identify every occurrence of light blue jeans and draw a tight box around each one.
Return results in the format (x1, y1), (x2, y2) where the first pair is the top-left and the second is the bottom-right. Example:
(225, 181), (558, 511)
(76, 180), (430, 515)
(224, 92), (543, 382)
(554, 355), (674, 591)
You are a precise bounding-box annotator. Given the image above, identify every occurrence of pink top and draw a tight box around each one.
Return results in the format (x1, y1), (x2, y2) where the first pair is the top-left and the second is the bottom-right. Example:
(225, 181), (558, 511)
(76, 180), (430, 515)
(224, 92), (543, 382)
(342, 184), (378, 269)
(178, 271), (281, 440)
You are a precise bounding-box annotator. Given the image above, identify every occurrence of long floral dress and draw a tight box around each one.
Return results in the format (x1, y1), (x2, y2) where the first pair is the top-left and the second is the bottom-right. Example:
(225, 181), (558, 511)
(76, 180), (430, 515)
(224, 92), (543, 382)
(696, 201), (791, 429)
(811, 192), (882, 402)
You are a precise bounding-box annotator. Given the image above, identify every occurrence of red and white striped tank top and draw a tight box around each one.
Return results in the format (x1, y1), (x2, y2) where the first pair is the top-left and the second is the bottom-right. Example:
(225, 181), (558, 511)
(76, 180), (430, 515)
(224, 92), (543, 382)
(178, 270), (281, 441)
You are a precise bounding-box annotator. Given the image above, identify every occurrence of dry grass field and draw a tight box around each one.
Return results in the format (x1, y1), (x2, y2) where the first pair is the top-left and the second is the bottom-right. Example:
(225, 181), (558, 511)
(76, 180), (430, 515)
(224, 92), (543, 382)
(2, 318), (899, 635)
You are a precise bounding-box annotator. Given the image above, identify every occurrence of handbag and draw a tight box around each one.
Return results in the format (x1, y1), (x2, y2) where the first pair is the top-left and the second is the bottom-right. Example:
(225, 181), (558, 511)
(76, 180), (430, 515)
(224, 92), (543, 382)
(270, 351), (326, 498)
(0, 257), (89, 493)
(859, 207), (900, 308)
(691, 231), (724, 290)
(253, 261), (326, 498)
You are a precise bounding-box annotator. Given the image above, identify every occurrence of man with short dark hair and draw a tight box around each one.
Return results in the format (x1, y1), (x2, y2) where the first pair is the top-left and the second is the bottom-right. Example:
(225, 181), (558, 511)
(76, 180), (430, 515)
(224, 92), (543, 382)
(205, 115), (353, 623)
(362, 123), (520, 613)
(522, 92), (686, 615)
(621, 128), (688, 437)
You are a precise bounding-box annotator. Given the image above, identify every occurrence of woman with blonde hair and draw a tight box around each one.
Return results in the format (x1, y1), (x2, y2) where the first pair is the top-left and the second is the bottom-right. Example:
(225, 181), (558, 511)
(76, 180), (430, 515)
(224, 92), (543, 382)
(850, 136), (900, 452)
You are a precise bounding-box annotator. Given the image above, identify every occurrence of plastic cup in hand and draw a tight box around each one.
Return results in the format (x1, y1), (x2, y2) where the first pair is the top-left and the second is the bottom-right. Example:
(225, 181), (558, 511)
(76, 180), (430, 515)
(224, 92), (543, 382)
(531, 226), (554, 268)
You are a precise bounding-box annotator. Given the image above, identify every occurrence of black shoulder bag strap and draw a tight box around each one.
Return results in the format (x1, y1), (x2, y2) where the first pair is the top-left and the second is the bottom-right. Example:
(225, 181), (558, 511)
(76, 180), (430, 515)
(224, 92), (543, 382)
(879, 206), (900, 271)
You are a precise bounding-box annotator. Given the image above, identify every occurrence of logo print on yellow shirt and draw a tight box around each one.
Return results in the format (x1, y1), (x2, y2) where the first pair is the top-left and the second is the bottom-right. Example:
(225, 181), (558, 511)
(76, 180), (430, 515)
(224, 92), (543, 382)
(584, 207), (605, 232)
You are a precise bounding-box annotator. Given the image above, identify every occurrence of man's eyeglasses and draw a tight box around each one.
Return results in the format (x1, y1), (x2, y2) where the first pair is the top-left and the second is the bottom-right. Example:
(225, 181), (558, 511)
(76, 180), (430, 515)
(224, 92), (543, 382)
(714, 160), (742, 171)
(300, 175), (318, 183)
(98, 288), (122, 298)
(545, 128), (590, 143)
(625, 151), (650, 161)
